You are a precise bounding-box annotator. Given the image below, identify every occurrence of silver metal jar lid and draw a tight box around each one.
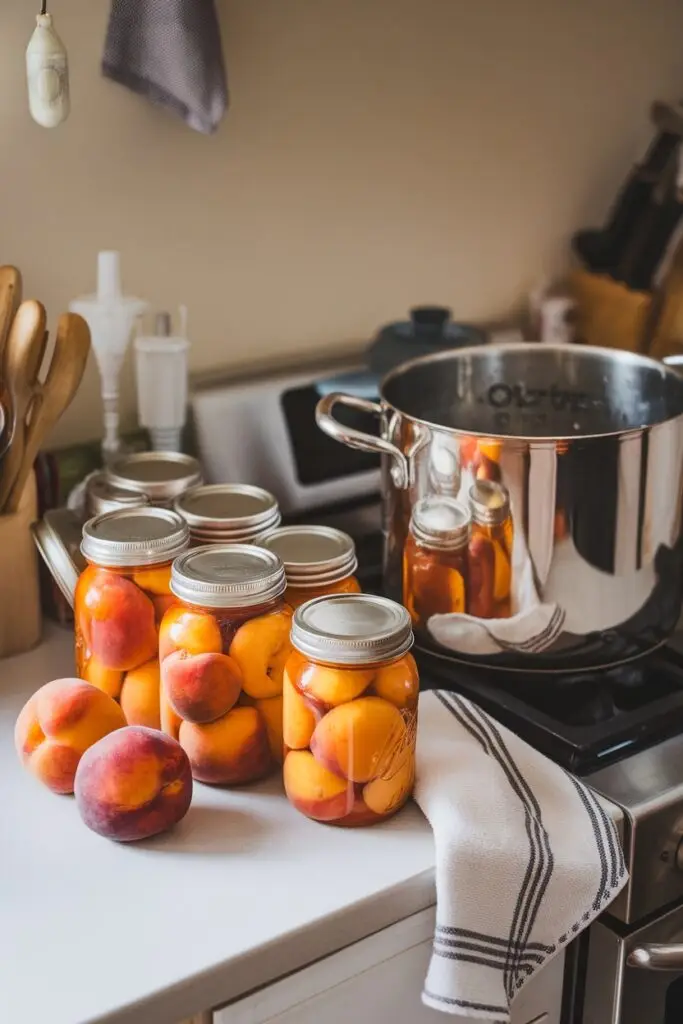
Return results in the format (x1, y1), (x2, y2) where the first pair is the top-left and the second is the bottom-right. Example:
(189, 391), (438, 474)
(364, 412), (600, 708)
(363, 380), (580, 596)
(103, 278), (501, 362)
(32, 508), (86, 608)
(105, 452), (203, 504)
(410, 496), (471, 551)
(170, 544), (287, 608)
(469, 480), (511, 527)
(86, 471), (150, 517)
(291, 594), (413, 666)
(81, 508), (190, 568)
(175, 484), (281, 540)
(259, 526), (358, 588)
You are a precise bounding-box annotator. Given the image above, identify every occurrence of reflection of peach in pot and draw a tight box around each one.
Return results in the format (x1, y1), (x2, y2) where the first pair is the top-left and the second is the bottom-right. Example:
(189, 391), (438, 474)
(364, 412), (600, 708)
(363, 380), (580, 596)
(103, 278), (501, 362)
(467, 534), (496, 618)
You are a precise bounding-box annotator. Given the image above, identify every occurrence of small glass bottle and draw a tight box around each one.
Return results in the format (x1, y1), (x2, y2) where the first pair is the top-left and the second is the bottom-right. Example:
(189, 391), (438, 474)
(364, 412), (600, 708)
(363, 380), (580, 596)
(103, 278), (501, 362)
(259, 525), (361, 609)
(159, 545), (292, 783)
(175, 483), (280, 546)
(468, 480), (513, 619)
(403, 496), (471, 630)
(75, 508), (190, 726)
(284, 594), (417, 827)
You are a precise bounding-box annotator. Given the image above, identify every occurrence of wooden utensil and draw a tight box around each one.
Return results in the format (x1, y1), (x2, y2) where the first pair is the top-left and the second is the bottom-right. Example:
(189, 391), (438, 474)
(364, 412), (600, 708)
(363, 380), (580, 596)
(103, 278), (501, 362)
(5, 312), (90, 513)
(0, 265), (22, 367)
(0, 300), (48, 511)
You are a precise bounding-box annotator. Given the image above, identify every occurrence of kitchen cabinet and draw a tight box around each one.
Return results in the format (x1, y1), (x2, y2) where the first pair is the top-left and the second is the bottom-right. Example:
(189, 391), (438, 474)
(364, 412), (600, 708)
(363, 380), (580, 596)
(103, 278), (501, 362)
(215, 909), (563, 1024)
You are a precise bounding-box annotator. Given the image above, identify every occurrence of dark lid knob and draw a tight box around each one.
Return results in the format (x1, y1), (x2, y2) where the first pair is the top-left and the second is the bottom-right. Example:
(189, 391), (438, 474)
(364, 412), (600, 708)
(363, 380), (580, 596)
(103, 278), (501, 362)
(410, 306), (452, 332)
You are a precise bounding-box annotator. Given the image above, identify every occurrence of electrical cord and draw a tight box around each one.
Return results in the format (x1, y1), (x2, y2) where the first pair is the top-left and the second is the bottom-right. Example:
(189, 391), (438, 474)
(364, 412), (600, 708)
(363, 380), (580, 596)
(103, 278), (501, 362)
(40, 0), (47, 14)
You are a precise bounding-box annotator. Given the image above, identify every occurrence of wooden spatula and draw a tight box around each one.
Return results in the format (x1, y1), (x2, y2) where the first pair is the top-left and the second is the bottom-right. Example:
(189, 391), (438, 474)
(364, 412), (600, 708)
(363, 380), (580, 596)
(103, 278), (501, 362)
(5, 312), (90, 513)
(0, 300), (48, 512)
(0, 265), (22, 367)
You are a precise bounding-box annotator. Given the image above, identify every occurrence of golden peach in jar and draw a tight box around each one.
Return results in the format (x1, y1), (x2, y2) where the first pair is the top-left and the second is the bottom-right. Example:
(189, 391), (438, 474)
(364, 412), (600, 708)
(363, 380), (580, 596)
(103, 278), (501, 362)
(75, 508), (190, 728)
(403, 496), (470, 629)
(259, 525), (361, 610)
(159, 545), (292, 784)
(468, 480), (513, 619)
(283, 594), (417, 827)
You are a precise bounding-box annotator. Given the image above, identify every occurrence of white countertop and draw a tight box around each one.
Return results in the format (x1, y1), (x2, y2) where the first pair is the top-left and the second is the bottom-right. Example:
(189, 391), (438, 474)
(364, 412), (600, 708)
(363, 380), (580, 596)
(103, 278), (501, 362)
(0, 627), (436, 1024)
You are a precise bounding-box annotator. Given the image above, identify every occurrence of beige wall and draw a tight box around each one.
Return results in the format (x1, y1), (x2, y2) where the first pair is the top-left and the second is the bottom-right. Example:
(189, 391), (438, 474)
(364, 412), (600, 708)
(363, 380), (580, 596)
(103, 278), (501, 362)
(2, 0), (683, 446)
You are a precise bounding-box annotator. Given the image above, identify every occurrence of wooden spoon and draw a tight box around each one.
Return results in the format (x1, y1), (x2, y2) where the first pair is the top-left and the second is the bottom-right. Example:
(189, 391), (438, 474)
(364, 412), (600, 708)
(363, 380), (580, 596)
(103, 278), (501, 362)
(0, 265), (22, 368)
(0, 300), (48, 512)
(5, 312), (90, 513)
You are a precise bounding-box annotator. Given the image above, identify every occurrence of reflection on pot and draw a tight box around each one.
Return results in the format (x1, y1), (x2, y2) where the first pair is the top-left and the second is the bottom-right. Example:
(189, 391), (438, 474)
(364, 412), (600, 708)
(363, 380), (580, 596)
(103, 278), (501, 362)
(403, 497), (470, 627)
(468, 480), (513, 619)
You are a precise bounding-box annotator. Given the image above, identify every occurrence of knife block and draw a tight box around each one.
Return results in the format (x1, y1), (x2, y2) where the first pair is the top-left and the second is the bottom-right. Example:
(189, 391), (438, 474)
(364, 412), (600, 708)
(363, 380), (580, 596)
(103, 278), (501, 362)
(567, 269), (654, 353)
(0, 472), (42, 658)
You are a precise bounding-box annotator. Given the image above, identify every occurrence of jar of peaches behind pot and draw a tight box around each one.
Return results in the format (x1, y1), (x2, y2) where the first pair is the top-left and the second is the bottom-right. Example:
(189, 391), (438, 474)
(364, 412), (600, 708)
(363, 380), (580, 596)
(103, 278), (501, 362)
(259, 525), (360, 609)
(403, 496), (471, 629)
(75, 508), (190, 728)
(174, 483), (281, 546)
(159, 545), (291, 784)
(284, 594), (418, 827)
(468, 480), (513, 619)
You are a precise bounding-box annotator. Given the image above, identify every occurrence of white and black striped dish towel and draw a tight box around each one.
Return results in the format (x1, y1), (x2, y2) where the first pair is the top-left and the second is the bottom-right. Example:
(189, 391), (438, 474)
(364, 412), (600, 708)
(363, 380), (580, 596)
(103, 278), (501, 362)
(103, 0), (228, 134)
(413, 690), (628, 1022)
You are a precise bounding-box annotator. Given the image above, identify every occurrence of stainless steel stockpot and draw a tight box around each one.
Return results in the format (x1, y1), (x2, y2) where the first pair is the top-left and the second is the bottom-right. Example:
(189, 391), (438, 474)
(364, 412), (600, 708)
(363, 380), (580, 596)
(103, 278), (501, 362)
(317, 343), (683, 673)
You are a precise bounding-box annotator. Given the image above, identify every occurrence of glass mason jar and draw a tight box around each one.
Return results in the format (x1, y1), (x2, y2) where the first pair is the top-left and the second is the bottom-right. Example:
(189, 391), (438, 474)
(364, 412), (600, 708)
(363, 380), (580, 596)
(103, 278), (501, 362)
(259, 525), (361, 610)
(468, 480), (513, 619)
(403, 496), (471, 629)
(174, 483), (281, 546)
(85, 470), (150, 518)
(105, 451), (203, 509)
(159, 545), (292, 784)
(283, 594), (417, 827)
(75, 508), (190, 728)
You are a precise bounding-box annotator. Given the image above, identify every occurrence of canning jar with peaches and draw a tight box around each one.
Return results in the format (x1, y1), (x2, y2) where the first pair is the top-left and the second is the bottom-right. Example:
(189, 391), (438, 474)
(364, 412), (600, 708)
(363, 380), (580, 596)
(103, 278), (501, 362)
(159, 545), (292, 784)
(75, 508), (190, 728)
(259, 525), (361, 610)
(283, 594), (417, 827)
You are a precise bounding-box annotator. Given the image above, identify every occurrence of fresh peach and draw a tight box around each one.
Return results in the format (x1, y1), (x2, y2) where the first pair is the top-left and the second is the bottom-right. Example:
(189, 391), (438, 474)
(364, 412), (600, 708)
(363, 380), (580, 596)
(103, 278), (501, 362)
(74, 726), (192, 842)
(371, 654), (419, 709)
(282, 669), (318, 749)
(80, 571), (157, 671)
(178, 706), (272, 785)
(120, 660), (161, 729)
(300, 662), (374, 706)
(159, 605), (222, 662)
(255, 695), (284, 763)
(229, 609), (292, 700)
(283, 750), (352, 822)
(15, 679), (126, 794)
(152, 594), (177, 626)
(132, 565), (172, 596)
(162, 651), (242, 724)
(363, 754), (415, 816)
(82, 656), (124, 700)
(310, 697), (406, 783)
(160, 686), (182, 741)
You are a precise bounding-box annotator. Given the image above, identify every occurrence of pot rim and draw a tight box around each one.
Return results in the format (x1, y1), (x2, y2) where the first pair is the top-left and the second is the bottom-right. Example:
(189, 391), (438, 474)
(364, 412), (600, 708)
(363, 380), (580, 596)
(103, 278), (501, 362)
(378, 341), (683, 443)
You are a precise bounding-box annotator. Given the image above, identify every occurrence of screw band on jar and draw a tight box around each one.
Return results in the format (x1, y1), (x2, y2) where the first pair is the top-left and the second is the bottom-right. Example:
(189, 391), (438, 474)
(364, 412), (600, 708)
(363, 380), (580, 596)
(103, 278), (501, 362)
(170, 544), (287, 608)
(409, 496), (471, 551)
(468, 480), (511, 527)
(175, 484), (281, 544)
(81, 508), (190, 568)
(85, 471), (150, 518)
(105, 452), (203, 507)
(259, 525), (358, 589)
(291, 593), (413, 666)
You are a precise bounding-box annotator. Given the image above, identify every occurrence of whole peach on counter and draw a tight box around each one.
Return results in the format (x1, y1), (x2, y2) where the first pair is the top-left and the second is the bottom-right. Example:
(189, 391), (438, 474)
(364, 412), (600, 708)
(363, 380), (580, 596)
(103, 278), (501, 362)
(179, 705), (271, 785)
(79, 570), (157, 671)
(283, 750), (353, 822)
(159, 605), (222, 662)
(162, 650), (242, 724)
(120, 660), (162, 729)
(15, 679), (126, 794)
(75, 727), (192, 842)
(229, 608), (292, 700)
(82, 657), (124, 700)
(310, 697), (406, 783)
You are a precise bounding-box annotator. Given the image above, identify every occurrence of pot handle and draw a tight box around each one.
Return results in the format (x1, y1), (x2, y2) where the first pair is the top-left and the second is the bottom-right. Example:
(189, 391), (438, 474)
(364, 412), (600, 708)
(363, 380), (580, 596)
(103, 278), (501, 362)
(315, 392), (409, 488)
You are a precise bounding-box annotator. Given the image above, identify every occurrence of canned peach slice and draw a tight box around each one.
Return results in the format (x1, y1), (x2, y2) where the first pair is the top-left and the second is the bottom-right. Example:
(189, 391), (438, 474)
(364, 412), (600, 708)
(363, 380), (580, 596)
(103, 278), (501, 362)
(363, 754), (415, 816)
(301, 663), (374, 706)
(229, 609), (292, 700)
(284, 750), (353, 822)
(132, 565), (172, 596)
(159, 606), (223, 662)
(82, 656), (124, 700)
(372, 654), (419, 709)
(283, 670), (319, 749)
(310, 697), (407, 784)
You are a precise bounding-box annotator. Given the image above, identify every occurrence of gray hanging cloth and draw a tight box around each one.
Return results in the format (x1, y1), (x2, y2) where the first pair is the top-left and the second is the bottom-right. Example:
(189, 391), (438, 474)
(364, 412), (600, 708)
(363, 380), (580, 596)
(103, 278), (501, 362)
(102, 0), (228, 135)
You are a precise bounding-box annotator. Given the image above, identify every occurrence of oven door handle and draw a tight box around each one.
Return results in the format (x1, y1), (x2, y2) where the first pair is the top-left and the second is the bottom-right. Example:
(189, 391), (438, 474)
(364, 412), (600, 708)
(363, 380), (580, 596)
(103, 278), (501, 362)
(627, 944), (683, 970)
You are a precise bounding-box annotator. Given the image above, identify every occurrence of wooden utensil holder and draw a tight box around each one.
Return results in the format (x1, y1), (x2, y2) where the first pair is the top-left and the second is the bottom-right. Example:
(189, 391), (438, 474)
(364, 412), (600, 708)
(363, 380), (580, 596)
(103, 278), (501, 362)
(0, 472), (42, 658)
(567, 269), (655, 353)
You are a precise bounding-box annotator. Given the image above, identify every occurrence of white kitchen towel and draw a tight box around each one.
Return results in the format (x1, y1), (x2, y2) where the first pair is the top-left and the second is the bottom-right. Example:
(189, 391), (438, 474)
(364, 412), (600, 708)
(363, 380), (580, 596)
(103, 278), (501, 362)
(102, 0), (228, 134)
(413, 690), (628, 1022)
